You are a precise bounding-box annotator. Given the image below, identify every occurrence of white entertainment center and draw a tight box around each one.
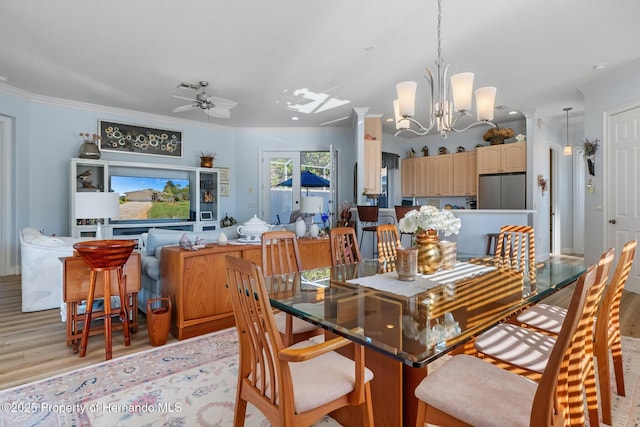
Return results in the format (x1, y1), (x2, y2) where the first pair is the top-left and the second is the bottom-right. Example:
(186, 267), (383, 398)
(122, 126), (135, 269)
(70, 158), (221, 241)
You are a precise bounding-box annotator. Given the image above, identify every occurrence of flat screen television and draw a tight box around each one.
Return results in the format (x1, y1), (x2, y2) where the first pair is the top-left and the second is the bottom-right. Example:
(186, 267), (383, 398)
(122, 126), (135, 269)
(110, 175), (191, 223)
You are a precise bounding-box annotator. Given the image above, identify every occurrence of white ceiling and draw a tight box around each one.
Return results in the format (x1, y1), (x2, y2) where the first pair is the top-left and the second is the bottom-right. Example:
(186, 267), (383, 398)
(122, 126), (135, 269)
(2, 0), (640, 136)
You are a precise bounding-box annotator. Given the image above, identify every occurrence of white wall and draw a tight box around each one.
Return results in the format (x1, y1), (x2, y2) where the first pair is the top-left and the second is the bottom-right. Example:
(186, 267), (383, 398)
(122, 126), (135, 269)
(0, 85), (355, 255)
(579, 58), (640, 265)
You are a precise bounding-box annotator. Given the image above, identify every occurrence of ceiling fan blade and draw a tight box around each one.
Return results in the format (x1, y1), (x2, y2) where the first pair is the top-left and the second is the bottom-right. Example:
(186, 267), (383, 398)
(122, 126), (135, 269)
(172, 104), (199, 113)
(206, 96), (238, 109)
(205, 106), (231, 119)
(172, 94), (198, 102)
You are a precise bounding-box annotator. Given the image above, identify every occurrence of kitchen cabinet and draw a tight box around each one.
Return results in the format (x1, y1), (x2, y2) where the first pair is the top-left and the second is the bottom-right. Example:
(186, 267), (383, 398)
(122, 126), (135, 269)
(453, 151), (477, 196)
(401, 157), (426, 197)
(425, 154), (453, 197)
(363, 116), (382, 196)
(477, 142), (526, 174)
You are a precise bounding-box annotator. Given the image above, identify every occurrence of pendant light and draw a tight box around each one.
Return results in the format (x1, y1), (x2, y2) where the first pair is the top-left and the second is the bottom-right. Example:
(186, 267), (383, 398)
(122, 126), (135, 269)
(563, 107), (573, 155)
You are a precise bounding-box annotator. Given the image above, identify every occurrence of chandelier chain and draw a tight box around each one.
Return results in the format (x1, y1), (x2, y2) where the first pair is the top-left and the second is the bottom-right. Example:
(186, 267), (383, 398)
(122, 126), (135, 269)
(436, 0), (442, 66)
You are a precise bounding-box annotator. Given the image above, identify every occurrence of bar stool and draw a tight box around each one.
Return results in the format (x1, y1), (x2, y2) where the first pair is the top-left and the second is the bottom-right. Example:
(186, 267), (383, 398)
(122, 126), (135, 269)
(73, 240), (136, 360)
(356, 205), (379, 256)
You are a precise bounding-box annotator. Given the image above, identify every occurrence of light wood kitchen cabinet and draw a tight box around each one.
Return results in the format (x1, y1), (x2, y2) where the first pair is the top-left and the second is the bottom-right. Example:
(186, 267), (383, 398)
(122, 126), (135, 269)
(161, 238), (331, 340)
(477, 141), (526, 174)
(453, 151), (477, 196)
(364, 117), (382, 195)
(401, 157), (426, 197)
(425, 154), (453, 196)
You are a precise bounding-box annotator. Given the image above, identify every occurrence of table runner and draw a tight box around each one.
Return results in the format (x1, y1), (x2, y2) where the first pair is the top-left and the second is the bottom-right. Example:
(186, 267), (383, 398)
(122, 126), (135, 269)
(347, 262), (497, 297)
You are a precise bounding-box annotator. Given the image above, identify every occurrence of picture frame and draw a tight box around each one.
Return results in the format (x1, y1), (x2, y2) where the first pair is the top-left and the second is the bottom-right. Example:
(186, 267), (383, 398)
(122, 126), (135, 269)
(99, 120), (182, 158)
(215, 167), (230, 182)
(200, 211), (213, 221)
(220, 182), (230, 197)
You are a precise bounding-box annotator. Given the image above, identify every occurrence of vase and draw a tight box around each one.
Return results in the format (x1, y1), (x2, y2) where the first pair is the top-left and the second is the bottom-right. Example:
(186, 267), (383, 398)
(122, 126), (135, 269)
(200, 157), (214, 168)
(396, 247), (418, 281)
(415, 229), (443, 274)
(490, 136), (506, 145)
(78, 140), (101, 159)
(294, 218), (307, 238)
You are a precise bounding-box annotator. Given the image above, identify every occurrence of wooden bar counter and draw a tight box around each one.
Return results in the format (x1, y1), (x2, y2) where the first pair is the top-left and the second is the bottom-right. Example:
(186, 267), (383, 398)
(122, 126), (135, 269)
(161, 237), (331, 340)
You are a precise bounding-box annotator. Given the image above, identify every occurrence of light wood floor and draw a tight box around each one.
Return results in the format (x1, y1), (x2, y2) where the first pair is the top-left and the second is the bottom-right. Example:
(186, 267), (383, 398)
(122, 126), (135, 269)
(2, 256), (640, 390)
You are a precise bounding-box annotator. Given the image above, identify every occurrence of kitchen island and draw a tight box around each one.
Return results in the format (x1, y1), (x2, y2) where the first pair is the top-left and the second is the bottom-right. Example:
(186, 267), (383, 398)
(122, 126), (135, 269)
(353, 207), (535, 258)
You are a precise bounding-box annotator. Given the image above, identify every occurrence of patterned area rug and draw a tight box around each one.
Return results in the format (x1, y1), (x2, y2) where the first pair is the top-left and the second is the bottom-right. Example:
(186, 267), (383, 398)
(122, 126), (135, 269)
(0, 328), (639, 426)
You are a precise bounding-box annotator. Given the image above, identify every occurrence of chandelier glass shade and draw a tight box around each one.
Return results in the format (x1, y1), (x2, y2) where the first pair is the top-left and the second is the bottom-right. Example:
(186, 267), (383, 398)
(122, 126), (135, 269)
(394, 0), (497, 136)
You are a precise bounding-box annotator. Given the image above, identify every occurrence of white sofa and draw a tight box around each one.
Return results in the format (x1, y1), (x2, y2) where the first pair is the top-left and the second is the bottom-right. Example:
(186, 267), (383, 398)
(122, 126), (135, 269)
(138, 227), (237, 313)
(19, 227), (87, 320)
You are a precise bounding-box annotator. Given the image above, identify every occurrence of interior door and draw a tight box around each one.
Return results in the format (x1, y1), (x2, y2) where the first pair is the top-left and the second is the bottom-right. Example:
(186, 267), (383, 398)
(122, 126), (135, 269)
(261, 152), (300, 225)
(608, 106), (640, 293)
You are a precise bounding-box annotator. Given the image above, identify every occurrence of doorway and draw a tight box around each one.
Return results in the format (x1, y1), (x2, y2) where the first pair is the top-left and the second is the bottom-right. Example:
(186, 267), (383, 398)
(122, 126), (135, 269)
(607, 104), (640, 293)
(0, 115), (18, 275)
(261, 150), (335, 228)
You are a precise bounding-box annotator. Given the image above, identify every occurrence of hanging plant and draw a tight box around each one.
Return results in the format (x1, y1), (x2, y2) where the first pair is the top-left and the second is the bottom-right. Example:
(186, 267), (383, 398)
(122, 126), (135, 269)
(580, 139), (599, 176)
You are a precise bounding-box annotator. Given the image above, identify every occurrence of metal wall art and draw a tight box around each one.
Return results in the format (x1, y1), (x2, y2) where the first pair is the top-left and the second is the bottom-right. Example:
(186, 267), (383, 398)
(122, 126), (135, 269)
(99, 120), (182, 157)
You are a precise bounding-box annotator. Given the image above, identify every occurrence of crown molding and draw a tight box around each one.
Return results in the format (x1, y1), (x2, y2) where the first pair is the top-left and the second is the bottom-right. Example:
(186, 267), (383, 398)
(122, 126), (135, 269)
(0, 83), (236, 132)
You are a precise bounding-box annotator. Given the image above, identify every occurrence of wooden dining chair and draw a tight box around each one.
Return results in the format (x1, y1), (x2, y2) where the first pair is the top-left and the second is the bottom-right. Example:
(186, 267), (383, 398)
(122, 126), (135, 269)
(413, 263), (597, 427)
(261, 230), (322, 346)
(516, 239), (636, 424)
(474, 248), (614, 426)
(224, 255), (375, 427)
(376, 224), (401, 271)
(329, 227), (362, 266)
(495, 225), (536, 282)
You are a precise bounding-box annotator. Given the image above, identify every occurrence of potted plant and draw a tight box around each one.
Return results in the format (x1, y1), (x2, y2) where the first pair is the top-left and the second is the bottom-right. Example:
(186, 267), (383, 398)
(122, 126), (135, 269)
(580, 138), (599, 176)
(483, 127), (515, 145)
(199, 152), (216, 168)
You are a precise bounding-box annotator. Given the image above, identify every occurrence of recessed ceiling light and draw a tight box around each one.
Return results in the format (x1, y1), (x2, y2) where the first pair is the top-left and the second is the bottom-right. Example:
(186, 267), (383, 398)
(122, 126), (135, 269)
(508, 110), (518, 115)
(385, 117), (394, 122)
(593, 63), (606, 71)
(363, 44), (377, 51)
(291, 116), (299, 121)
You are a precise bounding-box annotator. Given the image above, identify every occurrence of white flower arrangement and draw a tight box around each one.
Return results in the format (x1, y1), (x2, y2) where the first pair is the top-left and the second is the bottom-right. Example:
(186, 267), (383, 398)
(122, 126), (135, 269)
(398, 205), (461, 237)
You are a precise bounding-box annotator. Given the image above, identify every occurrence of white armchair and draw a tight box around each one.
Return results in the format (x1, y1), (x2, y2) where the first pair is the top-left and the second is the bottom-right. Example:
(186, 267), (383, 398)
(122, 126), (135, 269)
(19, 227), (86, 320)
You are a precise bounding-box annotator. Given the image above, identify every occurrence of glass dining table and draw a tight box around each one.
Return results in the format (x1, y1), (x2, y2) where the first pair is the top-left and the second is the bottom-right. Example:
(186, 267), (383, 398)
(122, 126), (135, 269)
(265, 257), (585, 427)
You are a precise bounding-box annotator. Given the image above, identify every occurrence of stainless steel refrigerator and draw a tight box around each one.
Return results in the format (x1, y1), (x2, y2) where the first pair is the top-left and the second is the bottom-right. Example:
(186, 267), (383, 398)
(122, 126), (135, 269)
(478, 173), (526, 209)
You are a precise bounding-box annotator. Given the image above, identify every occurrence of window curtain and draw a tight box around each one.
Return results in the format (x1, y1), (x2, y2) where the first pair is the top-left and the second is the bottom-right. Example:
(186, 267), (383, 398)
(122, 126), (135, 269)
(382, 152), (400, 169)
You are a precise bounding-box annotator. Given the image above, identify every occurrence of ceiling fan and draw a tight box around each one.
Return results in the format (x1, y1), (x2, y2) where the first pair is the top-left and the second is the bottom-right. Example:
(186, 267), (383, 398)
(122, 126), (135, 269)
(172, 81), (237, 118)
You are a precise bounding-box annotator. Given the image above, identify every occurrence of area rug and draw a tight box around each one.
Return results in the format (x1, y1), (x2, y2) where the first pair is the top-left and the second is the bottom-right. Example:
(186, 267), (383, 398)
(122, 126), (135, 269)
(1, 329), (639, 427)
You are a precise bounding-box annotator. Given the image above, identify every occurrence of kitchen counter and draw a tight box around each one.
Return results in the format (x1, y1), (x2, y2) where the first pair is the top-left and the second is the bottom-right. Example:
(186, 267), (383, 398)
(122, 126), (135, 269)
(352, 207), (535, 257)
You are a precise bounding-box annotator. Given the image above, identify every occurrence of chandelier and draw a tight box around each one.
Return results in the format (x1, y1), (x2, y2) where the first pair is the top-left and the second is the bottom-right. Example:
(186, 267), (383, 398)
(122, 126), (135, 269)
(394, 0), (497, 137)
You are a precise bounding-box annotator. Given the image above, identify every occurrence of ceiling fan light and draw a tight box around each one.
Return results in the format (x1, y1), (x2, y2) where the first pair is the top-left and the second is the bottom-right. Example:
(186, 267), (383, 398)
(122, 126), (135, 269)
(396, 81), (417, 118)
(475, 86), (497, 121)
(450, 72), (474, 112)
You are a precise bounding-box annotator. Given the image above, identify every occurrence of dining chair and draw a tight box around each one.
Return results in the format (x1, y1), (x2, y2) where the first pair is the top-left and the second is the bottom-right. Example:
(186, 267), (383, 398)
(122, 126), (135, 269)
(474, 248), (614, 427)
(261, 230), (322, 346)
(224, 255), (375, 427)
(495, 225), (536, 282)
(516, 239), (637, 424)
(356, 205), (379, 254)
(394, 205), (419, 247)
(376, 224), (401, 271)
(413, 263), (597, 427)
(329, 227), (362, 266)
